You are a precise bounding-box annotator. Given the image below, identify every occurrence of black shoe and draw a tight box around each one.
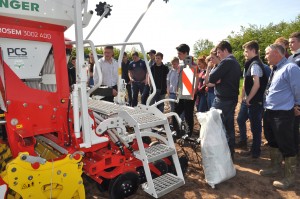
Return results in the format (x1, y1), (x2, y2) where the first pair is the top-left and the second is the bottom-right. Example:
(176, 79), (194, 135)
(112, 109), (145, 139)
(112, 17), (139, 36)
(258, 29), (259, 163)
(235, 140), (247, 149)
(239, 150), (260, 159)
(239, 150), (251, 157)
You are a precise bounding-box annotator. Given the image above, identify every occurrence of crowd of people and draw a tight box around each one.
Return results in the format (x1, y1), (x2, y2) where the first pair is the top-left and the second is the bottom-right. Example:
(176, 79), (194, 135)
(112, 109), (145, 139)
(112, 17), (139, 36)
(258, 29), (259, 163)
(68, 31), (300, 190)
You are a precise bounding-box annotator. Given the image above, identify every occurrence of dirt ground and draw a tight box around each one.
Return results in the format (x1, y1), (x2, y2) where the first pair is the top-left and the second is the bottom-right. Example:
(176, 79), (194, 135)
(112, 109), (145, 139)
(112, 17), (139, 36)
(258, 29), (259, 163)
(85, 101), (300, 199)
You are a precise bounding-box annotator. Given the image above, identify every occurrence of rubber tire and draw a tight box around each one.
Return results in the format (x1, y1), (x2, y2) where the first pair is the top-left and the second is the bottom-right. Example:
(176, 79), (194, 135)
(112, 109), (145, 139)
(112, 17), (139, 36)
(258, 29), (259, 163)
(108, 172), (139, 199)
(152, 159), (168, 178)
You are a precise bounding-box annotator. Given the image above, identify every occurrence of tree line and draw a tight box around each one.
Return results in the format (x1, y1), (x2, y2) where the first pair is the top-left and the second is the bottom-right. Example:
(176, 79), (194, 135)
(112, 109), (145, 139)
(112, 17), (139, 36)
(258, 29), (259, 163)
(194, 14), (300, 70)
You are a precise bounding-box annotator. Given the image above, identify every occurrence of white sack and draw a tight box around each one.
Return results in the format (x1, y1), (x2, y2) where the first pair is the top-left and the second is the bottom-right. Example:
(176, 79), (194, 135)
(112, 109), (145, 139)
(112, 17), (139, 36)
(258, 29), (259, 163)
(196, 109), (236, 188)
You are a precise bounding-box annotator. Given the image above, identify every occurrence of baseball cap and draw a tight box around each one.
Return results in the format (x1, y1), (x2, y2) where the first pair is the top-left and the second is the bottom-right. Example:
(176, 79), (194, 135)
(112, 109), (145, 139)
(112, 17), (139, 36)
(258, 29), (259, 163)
(147, 49), (156, 54)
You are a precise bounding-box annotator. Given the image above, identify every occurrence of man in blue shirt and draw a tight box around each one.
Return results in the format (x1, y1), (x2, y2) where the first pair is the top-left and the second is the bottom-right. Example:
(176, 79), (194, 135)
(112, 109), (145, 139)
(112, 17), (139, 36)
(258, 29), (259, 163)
(259, 44), (300, 189)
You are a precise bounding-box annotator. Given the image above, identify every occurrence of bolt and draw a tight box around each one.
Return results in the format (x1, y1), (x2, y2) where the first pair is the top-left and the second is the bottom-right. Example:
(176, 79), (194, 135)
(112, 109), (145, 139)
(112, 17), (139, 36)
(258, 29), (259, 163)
(78, 180), (83, 184)
(39, 105), (43, 109)
(53, 108), (57, 111)
(11, 167), (17, 172)
(28, 176), (33, 180)
(21, 155), (27, 160)
(111, 121), (114, 124)
(13, 181), (18, 186)
(14, 177), (18, 180)
(23, 103), (28, 107)
(57, 170), (61, 175)
(63, 173), (67, 177)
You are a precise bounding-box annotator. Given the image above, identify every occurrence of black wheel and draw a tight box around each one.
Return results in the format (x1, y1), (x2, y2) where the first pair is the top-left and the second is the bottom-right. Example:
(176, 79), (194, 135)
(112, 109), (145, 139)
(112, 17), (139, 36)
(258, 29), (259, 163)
(142, 136), (151, 145)
(136, 166), (147, 184)
(108, 172), (139, 199)
(167, 155), (189, 175)
(96, 177), (110, 192)
(152, 159), (168, 178)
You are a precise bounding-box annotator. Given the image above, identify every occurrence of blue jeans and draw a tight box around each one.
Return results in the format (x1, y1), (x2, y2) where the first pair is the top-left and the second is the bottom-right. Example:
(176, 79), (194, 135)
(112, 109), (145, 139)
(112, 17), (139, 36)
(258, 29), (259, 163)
(197, 93), (208, 112)
(126, 83), (132, 106)
(131, 82), (145, 107)
(207, 92), (215, 110)
(248, 103), (263, 157)
(237, 101), (263, 157)
(212, 97), (237, 151)
(149, 89), (165, 112)
(169, 93), (176, 112)
(237, 101), (249, 142)
(142, 84), (150, 105)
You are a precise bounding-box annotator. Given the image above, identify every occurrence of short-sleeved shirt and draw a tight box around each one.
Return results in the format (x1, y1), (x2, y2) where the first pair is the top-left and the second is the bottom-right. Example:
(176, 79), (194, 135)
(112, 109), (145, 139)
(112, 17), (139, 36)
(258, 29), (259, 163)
(128, 59), (147, 82)
(250, 64), (263, 77)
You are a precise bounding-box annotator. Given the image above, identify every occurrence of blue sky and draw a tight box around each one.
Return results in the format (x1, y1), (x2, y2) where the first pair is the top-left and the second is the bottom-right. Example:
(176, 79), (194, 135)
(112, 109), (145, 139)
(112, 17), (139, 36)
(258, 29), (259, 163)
(65, 0), (300, 61)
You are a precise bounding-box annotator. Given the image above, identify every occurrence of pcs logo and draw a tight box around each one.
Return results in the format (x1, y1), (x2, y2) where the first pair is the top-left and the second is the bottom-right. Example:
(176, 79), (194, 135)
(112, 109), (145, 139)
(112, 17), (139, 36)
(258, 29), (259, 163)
(7, 48), (27, 57)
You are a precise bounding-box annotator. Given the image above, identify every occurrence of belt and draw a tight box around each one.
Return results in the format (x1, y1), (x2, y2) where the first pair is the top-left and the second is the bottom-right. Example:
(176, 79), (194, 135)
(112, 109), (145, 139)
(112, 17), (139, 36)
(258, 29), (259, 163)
(265, 108), (293, 113)
(101, 85), (117, 89)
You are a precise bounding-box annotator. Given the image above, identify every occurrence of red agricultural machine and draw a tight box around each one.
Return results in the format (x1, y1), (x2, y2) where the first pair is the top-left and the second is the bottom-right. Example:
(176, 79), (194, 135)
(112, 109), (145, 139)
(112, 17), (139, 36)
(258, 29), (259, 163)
(0, 0), (186, 198)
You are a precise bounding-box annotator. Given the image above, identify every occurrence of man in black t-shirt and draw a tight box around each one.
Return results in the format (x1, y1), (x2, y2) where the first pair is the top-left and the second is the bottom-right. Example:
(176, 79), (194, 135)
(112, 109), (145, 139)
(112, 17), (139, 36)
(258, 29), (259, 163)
(149, 52), (169, 112)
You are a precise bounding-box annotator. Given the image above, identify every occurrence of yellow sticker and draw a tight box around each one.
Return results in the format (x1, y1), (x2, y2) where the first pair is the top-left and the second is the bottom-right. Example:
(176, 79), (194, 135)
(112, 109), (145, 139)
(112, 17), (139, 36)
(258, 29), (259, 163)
(16, 124), (23, 129)
(0, 114), (5, 117)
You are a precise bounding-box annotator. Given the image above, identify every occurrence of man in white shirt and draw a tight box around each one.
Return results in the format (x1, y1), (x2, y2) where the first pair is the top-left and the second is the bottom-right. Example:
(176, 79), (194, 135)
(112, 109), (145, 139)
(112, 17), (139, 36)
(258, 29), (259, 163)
(93, 45), (118, 102)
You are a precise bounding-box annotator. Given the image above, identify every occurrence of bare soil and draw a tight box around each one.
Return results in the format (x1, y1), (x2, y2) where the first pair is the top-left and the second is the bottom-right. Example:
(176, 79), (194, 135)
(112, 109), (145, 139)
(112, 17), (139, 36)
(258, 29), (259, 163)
(85, 101), (300, 199)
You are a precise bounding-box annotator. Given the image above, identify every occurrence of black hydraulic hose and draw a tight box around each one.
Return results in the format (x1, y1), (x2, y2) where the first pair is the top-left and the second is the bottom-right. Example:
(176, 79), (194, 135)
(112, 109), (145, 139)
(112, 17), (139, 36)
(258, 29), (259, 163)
(65, 98), (72, 146)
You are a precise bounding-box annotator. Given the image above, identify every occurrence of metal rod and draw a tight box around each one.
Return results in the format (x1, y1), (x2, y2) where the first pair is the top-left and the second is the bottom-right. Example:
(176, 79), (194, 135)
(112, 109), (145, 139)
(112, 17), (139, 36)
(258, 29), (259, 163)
(85, 8), (109, 40)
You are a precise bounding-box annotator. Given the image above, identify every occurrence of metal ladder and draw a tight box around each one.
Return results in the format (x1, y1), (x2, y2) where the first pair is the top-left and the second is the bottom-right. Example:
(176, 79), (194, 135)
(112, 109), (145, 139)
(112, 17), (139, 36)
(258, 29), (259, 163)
(88, 99), (185, 198)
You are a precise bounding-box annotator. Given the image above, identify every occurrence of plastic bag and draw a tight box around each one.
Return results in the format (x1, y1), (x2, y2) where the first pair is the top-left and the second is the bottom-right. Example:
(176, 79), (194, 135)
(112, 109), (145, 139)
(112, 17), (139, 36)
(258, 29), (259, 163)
(196, 109), (236, 188)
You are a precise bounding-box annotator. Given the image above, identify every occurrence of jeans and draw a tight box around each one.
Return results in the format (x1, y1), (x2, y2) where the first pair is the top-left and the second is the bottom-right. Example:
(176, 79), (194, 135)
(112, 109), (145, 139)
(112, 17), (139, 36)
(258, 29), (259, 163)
(173, 98), (195, 136)
(169, 93), (176, 112)
(263, 109), (296, 157)
(126, 83), (132, 106)
(131, 82), (145, 107)
(142, 84), (150, 105)
(197, 93), (208, 112)
(89, 77), (94, 87)
(207, 92), (215, 110)
(149, 89), (165, 112)
(212, 97), (237, 151)
(237, 101), (249, 142)
(248, 103), (263, 157)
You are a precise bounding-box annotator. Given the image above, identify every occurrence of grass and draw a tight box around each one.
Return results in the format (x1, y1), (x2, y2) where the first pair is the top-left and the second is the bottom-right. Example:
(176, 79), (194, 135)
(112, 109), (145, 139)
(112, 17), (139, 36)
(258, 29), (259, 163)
(239, 78), (244, 97)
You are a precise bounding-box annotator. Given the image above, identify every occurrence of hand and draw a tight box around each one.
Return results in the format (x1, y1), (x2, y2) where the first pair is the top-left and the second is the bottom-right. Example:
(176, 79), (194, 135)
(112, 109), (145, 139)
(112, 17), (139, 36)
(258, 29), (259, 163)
(245, 98), (251, 106)
(112, 89), (118, 97)
(294, 106), (300, 116)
